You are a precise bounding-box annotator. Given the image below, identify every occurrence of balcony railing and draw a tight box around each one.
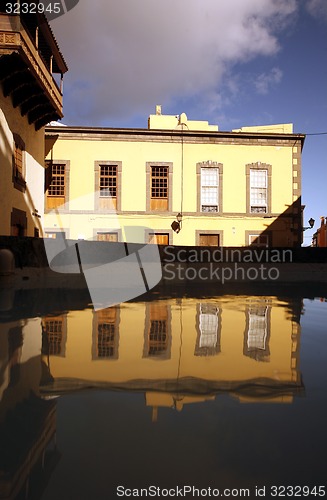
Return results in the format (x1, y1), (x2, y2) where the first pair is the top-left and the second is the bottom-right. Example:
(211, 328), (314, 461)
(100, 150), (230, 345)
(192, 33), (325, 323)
(0, 13), (64, 118)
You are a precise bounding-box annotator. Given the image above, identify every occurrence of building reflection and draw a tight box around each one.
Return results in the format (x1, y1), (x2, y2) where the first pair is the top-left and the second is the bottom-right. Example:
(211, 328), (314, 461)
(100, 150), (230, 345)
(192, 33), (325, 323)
(92, 308), (120, 360)
(40, 296), (304, 414)
(0, 295), (304, 496)
(0, 319), (59, 500)
(243, 300), (271, 362)
(195, 303), (221, 356)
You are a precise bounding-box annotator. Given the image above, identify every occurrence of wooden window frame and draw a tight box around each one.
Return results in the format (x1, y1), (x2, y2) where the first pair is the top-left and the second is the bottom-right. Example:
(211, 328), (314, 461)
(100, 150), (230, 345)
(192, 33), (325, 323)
(146, 162), (173, 212)
(93, 228), (123, 242)
(96, 232), (119, 242)
(94, 161), (122, 212)
(143, 303), (172, 360)
(145, 229), (173, 245)
(196, 230), (223, 246)
(42, 315), (67, 357)
(45, 160), (70, 211)
(44, 229), (69, 239)
(92, 307), (120, 360)
(12, 133), (26, 192)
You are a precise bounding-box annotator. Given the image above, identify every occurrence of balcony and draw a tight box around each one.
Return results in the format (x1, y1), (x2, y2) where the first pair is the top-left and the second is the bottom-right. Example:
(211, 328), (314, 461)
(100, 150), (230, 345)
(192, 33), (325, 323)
(0, 11), (68, 129)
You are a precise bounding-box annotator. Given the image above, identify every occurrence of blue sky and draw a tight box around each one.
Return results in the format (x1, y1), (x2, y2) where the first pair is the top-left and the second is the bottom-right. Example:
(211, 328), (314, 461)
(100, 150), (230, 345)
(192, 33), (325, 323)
(51, 0), (327, 244)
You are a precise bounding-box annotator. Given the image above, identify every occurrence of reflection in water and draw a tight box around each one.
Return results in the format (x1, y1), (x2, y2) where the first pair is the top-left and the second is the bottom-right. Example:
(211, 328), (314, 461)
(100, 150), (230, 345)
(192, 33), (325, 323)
(38, 296), (303, 405)
(0, 319), (59, 499)
(0, 295), (313, 498)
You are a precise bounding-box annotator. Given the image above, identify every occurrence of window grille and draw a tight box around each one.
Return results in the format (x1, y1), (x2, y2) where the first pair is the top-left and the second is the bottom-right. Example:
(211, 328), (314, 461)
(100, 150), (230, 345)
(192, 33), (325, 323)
(48, 164), (65, 197)
(100, 165), (117, 198)
(250, 169), (267, 213)
(201, 167), (218, 212)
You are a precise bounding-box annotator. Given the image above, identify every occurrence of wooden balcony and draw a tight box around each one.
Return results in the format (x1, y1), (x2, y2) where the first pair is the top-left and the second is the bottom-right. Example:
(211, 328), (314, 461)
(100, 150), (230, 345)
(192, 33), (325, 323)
(0, 13), (68, 129)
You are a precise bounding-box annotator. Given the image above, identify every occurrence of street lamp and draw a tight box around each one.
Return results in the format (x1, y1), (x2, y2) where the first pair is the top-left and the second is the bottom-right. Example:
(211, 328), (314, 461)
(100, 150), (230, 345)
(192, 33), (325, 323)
(303, 218), (315, 231)
(171, 212), (183, 233)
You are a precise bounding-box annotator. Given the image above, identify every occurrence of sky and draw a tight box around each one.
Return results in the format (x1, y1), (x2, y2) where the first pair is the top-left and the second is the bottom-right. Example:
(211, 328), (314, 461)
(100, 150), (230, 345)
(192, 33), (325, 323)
(50, 0), (327, 245)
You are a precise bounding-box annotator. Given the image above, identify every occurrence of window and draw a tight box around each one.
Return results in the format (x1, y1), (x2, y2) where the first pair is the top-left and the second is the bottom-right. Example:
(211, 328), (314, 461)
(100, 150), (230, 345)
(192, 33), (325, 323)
(151, 166), (168, 210)
(243, 303), (270, 362)
(97, 309), (117, 358)
(46, 161), (69, 210)
(149, 319), (167, 355)
(92, 307), (120, 359)
(11, 208), (27, 236)
(201, 167), (219, 212)
(14, 143), (23, 178)
(148, 233), (169, 245)
(250, 169), (267, 213)
(44, 231), (67, 239)
(197, 161), (223, 213)
(42, 315), (67, 357)
(97, 232), (118, 242)
(95, 161), (122, 211)
(143, 303), (171, 359)
(248, 234), (270, 247)
(195, 304), (221, 356)
(198, 234), (220, 246)
(246, 162), (271, 214)
(146, 162), (173, 212)
(100, 164), (117, 199)
(12, 133), (26, 192)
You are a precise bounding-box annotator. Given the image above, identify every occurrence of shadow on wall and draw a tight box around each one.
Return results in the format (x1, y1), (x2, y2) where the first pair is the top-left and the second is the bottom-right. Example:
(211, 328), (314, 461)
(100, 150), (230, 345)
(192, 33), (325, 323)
(249, 198), (303, 248)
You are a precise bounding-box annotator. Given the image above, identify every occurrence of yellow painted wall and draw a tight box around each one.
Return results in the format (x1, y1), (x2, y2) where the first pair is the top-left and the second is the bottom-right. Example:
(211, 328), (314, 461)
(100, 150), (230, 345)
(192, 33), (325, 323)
(45, 297), (300, 397)
(44, 123), (300, 246)
(0, 95), (45, 236)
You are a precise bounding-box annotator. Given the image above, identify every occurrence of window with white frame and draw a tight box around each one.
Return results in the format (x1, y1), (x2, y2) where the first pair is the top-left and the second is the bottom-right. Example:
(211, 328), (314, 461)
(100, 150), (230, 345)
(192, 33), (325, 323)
(250, 169), (268, 213)
(194, 303), (221, 357)
(199, 304), (219, 349)
(201, 167), (219, 212)
(247, 306), (268, 351)
(243, 303), (271, 362)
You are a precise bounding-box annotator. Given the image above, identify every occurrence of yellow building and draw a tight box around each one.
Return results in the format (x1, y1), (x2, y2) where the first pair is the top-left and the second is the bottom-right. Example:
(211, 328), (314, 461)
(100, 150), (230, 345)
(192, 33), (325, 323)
(40, 296), (303, 410)
(44, 107), (304, 247)
(0, 6), (67, 237)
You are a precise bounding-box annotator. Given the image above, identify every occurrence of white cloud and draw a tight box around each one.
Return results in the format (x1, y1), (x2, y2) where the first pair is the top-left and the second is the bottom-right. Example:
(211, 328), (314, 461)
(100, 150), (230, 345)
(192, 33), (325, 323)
(51, 0), (298, 124)
(254, 67), (283, 94)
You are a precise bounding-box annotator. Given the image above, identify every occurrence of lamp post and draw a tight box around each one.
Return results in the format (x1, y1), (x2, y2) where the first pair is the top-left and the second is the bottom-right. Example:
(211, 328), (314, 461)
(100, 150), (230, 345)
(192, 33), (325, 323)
(171, 115), (189, 234)
(171, 212), (182, 233)
(302, 218), (315, 231)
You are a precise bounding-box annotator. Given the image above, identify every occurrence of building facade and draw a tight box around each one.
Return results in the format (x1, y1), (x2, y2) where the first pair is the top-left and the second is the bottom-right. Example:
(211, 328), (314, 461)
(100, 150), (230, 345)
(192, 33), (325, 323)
(312, 216), (327, 247)
(0, 6), (67, 237)
(44, 108), (305, 247)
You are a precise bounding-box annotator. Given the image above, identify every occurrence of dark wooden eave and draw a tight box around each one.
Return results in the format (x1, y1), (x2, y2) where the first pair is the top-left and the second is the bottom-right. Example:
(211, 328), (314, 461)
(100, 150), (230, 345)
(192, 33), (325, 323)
(0, 12), (67, 130)
(0, 52), (62, 129)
